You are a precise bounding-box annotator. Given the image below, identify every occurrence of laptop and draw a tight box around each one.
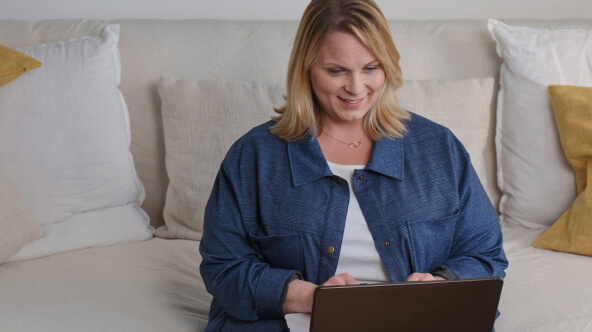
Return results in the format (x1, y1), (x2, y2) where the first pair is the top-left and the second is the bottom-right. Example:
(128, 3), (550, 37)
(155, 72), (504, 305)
(309, 277), (503, 332)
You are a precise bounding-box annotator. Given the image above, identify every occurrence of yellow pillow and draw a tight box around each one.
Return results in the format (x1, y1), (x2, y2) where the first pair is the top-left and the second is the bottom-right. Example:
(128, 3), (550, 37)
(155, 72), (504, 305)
(0, 44), (42, 86)
(533, 85), (592, 255)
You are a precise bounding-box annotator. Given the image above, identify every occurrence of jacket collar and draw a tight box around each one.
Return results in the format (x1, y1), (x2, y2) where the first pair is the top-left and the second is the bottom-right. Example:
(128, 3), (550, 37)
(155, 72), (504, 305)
(366, 137), (405, 181)
(287, 134), (405, 187)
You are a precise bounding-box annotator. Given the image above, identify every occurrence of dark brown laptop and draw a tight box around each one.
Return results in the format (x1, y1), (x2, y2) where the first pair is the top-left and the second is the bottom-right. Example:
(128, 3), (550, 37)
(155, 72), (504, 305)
(309, 277), (503, 332)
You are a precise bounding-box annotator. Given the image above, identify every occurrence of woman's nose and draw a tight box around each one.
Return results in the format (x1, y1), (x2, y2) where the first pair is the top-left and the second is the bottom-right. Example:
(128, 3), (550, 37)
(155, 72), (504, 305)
(344, 73), (364, 96)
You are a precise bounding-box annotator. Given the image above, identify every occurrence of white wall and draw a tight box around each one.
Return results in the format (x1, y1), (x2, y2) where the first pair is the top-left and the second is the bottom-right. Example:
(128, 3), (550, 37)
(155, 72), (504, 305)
(1, 0), (591, 20)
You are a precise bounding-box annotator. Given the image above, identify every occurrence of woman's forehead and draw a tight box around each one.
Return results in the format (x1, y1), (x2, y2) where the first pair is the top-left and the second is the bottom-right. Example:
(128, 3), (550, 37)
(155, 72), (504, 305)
(315, 31), (378, 66)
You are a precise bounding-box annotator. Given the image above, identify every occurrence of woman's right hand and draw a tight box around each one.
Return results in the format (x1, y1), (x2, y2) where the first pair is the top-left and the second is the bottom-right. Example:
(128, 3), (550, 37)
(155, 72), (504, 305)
(283, 273), (359, 314)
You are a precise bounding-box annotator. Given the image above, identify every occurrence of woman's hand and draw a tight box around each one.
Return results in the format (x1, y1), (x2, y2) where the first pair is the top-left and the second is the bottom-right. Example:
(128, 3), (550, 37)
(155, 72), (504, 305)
(406, 272), (445, 282)
(321, 273), (359, 287)
(283, 273), (359, 314)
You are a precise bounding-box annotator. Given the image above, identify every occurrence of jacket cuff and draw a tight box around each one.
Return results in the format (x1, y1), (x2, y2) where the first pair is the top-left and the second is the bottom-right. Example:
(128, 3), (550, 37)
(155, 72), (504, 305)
(430, 266), (459, 280)
(255, 268), (301, 319)
(280, 272), (303, 314)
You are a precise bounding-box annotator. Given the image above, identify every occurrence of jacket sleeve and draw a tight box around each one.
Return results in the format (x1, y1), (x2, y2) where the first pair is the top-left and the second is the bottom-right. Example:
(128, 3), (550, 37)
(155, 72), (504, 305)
(199, 160), (299, 322)
(436, 153), (508, 279)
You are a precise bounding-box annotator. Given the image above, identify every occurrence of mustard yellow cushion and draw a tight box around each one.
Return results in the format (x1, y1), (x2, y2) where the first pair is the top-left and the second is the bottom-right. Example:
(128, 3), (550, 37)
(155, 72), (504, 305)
(0, 44), (42, 86)
(533, 85), (592, 255)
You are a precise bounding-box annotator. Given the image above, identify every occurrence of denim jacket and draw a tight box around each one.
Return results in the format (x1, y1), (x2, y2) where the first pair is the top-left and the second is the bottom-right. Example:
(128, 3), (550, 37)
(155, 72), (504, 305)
(199, 114), (508, 331)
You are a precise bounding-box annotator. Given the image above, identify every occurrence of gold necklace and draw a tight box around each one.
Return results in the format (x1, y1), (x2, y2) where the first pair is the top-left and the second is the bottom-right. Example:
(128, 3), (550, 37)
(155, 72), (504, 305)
(322, 130), (363, 149)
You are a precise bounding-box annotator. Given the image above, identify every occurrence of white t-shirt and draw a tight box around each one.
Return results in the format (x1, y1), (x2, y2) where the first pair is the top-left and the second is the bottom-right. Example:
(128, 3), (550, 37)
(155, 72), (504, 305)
(328, 161), (390, 284)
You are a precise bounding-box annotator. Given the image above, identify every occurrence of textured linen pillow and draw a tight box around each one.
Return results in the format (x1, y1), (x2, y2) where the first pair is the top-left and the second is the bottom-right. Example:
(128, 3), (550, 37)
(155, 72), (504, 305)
(0, 44), (41, 86)
(0, 166), (43, 264)
(157, 77), (496, 240)
(0, 24), (153, 262)
(533, 85), (592, 256)
(157, 78), (286, 240)
(488, 19), (592, 229)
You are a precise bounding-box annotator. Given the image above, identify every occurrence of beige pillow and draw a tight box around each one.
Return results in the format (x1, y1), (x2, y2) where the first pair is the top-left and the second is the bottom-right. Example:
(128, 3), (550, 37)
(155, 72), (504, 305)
(0, 166), (43, 264)
(157, 77), (496, 240)
(157, 78), (285, 240)
(0, 44), (41, 86)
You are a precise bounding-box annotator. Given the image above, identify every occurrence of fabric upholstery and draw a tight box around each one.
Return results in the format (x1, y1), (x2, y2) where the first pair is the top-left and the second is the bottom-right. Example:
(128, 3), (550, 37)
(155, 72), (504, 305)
(496, 223), (592, 331)
(0, 238), (211, 331)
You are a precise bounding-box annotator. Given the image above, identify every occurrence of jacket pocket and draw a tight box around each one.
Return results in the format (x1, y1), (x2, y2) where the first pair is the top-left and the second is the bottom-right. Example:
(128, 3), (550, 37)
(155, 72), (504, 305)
(248, 230), (303, 272)
(406, 209), (459, 272)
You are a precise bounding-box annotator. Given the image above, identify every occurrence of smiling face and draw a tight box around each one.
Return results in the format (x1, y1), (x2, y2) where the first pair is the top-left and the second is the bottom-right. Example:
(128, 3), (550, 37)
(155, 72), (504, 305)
(309, 31), (386, 128)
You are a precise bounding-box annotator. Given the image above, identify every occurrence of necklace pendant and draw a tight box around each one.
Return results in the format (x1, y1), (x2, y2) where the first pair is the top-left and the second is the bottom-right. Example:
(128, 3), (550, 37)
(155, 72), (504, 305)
(349, 140), (362, 149)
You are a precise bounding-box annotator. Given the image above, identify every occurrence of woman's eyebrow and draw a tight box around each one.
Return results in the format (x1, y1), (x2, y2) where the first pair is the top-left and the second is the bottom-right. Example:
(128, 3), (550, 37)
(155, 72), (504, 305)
(319, 59), (380, 67)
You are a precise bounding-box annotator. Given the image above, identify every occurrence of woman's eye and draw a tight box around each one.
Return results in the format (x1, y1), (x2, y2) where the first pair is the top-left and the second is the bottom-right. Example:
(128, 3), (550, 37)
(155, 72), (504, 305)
(365, 66), (378, 72)
(328, 69), (343, 75)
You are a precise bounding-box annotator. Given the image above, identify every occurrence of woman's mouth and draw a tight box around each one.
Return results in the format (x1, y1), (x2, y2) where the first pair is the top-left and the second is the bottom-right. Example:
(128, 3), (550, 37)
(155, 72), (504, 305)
(338, 97), (364, 105)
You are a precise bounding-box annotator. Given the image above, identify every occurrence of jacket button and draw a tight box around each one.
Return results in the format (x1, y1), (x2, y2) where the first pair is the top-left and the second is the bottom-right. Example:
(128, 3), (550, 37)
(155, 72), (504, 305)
(326, 246), (335, 254)
(358, 174), (364, 180)
(334, 177), (344, 185)
(383, 241), (390, 247)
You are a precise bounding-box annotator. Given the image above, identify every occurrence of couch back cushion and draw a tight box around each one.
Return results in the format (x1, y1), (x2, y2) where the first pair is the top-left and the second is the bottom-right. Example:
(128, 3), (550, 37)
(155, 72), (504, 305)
(121, 19), (504, 227)
(2, 18), (590, 228)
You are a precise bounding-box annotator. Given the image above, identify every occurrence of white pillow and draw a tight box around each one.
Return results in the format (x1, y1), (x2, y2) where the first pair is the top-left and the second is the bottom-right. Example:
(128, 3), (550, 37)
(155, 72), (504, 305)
(488, 19), (592, 229)
(157, 77), (496, 240)
(0, 24), (153, 262)
(0, 166), (43, 264)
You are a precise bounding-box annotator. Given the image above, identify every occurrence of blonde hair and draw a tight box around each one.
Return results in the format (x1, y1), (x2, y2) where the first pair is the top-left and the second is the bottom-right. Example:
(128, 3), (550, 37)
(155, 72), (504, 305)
(271, 0), (409, 141)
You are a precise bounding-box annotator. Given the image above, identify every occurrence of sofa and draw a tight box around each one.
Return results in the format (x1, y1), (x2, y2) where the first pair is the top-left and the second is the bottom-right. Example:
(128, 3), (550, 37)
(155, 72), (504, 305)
(0, 18), (591, 331)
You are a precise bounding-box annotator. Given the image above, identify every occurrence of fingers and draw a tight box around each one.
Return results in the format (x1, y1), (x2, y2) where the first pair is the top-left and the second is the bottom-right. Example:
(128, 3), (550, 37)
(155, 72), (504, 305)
(321, 273), (443, 289)
(323, 272), (444, 285)
(406, 272), (439, 282)
(322, 273), (360, 286)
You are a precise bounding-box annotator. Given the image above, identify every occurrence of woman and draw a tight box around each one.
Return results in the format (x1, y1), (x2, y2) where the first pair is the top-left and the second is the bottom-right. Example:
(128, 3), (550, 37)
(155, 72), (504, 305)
(199, 0), (508, 330)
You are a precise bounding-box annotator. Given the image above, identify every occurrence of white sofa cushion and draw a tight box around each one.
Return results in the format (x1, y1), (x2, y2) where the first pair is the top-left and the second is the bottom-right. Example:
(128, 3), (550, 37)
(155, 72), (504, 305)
(488, 19), (592, 229)
(0, 24), (153, 262)
(0, 238), (211, 331)
(157, 77), (495, 240)
(496, 224), (592, 331)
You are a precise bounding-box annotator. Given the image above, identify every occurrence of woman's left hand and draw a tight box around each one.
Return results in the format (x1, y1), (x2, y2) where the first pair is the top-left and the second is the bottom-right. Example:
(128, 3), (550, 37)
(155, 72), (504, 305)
(406, 273), (445, 282)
